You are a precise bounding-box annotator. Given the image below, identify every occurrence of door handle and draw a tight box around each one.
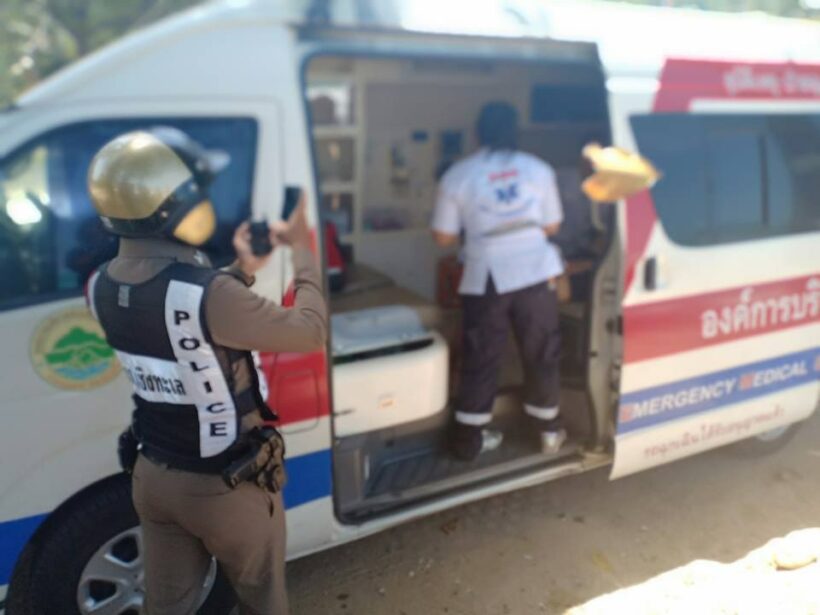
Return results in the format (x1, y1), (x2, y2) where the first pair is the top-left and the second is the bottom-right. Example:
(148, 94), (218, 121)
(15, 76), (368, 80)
(643, 256), (657, 291)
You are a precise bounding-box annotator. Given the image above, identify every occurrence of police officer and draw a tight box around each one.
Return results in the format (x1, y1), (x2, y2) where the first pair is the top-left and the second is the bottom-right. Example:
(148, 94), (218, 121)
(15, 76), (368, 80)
(432, 102), (565, 461)
(85, 127), (327, 614)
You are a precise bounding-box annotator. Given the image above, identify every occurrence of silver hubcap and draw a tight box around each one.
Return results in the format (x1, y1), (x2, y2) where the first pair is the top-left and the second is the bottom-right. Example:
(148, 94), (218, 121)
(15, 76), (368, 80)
(76, 526), (216, 614)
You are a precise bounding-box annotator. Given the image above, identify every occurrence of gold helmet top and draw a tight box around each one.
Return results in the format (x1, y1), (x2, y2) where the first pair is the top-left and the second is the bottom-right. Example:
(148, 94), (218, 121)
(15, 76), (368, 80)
(87, 127), (229, 245)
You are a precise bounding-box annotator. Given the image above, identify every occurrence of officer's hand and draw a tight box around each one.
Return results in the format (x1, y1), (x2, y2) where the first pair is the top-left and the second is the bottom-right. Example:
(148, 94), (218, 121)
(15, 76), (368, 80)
(272, 195), (311, 250)
(233, 221), (276, 277)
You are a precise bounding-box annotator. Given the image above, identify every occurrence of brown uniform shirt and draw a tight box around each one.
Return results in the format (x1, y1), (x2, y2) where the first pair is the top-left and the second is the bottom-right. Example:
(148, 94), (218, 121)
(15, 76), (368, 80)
(104, 237), (328, 406)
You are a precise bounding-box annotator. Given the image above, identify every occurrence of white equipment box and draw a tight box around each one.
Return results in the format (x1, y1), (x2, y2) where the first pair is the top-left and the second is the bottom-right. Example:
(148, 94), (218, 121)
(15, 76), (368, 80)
(331, 306), (449, 438)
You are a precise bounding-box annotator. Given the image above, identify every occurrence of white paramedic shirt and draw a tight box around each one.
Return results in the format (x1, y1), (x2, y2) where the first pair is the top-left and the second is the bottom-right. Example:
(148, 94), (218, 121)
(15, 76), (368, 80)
(432, 148), (565, 296)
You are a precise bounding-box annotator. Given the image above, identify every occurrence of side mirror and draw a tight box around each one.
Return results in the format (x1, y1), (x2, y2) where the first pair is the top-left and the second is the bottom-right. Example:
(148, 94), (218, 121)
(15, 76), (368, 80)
(581, 143), (661, 203)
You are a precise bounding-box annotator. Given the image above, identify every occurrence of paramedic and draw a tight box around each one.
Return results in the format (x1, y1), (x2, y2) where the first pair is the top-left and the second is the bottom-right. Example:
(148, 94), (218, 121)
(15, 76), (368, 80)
(431, 101), (565, 461)
(85, 127), (327, 615)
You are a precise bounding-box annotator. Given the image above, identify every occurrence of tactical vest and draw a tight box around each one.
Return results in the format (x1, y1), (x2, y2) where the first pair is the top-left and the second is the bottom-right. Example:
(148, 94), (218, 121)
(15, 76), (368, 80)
(89, 263), (275, 473)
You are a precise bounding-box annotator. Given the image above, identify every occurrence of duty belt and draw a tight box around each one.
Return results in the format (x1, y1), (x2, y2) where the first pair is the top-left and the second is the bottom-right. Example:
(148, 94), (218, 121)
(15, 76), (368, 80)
(133, 388), (277, 475)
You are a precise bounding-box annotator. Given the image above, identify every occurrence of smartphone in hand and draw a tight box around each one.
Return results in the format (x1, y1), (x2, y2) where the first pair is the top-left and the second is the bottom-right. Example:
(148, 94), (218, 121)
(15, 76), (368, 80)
(249, 221), (273, 256)
(248, 186), (302, 256)
(282, 186), (302, 221)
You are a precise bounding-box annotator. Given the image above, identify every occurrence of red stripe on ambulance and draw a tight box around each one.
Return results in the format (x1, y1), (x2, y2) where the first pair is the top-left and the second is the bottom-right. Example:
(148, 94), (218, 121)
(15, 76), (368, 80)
(655, 59), (820, 111)
(623, 274), (820, 364)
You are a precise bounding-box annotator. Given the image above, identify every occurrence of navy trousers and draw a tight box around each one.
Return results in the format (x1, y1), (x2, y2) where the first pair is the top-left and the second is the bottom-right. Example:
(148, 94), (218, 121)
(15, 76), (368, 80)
(456, 277), (561, 426)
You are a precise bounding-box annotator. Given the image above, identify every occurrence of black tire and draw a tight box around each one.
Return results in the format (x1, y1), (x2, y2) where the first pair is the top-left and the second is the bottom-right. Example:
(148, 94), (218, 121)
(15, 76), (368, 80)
(725, 422), (801, 458)
(6, 474), (236, 615)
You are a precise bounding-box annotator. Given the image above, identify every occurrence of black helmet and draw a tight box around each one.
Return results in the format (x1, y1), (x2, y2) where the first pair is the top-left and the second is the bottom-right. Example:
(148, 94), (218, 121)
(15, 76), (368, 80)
(476, 101), (518, 151)
(87, 126), (229, 245)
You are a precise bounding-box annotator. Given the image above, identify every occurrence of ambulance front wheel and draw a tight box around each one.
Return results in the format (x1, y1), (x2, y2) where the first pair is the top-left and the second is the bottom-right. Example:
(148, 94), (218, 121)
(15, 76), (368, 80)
(5, 473), (236, 615)
(727, 422), (801, 457)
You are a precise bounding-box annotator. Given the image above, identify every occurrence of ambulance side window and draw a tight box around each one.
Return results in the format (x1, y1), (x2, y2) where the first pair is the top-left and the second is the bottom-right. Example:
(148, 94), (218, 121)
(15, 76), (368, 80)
(0, 117), (257, 311)
(631, 113), (820, 246)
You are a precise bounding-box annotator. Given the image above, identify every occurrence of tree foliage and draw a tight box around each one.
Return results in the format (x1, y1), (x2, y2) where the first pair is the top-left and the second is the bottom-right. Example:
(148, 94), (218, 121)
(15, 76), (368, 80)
(0, 0), (201, 107)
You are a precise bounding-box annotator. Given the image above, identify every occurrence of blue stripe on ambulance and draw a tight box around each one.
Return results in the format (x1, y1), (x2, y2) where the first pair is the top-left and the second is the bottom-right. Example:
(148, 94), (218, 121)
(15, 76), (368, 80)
(281, 448), (332, 509)
(0, 513), (48, 586)
(618, 347), (820, 435)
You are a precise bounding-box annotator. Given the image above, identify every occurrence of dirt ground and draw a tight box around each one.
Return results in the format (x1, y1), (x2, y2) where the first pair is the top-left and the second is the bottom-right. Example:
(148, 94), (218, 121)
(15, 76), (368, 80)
(288, 414), (820, 615)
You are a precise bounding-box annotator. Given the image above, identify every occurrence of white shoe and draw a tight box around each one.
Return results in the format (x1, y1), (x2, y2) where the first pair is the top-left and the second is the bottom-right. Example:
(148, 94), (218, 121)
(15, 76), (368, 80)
(480, 429), (504, 454)
(541, 429), (567, 455)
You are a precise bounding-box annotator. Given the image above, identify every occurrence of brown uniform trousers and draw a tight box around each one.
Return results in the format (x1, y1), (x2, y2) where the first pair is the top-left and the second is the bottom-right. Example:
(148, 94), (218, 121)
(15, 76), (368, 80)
(132, 454), (288, 615)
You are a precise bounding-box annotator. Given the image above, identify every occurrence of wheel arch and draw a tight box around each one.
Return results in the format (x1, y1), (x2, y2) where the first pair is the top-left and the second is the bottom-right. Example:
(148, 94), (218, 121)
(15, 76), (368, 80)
(6, 471), (127, 604)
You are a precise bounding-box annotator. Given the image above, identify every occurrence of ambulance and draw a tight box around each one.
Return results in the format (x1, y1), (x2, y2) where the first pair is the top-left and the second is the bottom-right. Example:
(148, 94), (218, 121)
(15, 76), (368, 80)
(0, 0), (818, 612)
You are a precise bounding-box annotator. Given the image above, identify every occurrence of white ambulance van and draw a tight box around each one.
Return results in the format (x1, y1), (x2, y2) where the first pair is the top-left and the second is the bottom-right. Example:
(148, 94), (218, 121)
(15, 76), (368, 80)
(1, 0), (818, 611)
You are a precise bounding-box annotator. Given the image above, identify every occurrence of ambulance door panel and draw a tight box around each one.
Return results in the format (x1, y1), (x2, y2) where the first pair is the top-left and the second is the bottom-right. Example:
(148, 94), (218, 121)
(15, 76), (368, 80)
(612, 60), (820, 478)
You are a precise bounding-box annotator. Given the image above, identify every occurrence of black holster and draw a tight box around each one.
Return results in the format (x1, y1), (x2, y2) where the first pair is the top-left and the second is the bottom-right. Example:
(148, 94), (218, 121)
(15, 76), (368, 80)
(222, 427), (287, 493)
(118, 426), (140, 474)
